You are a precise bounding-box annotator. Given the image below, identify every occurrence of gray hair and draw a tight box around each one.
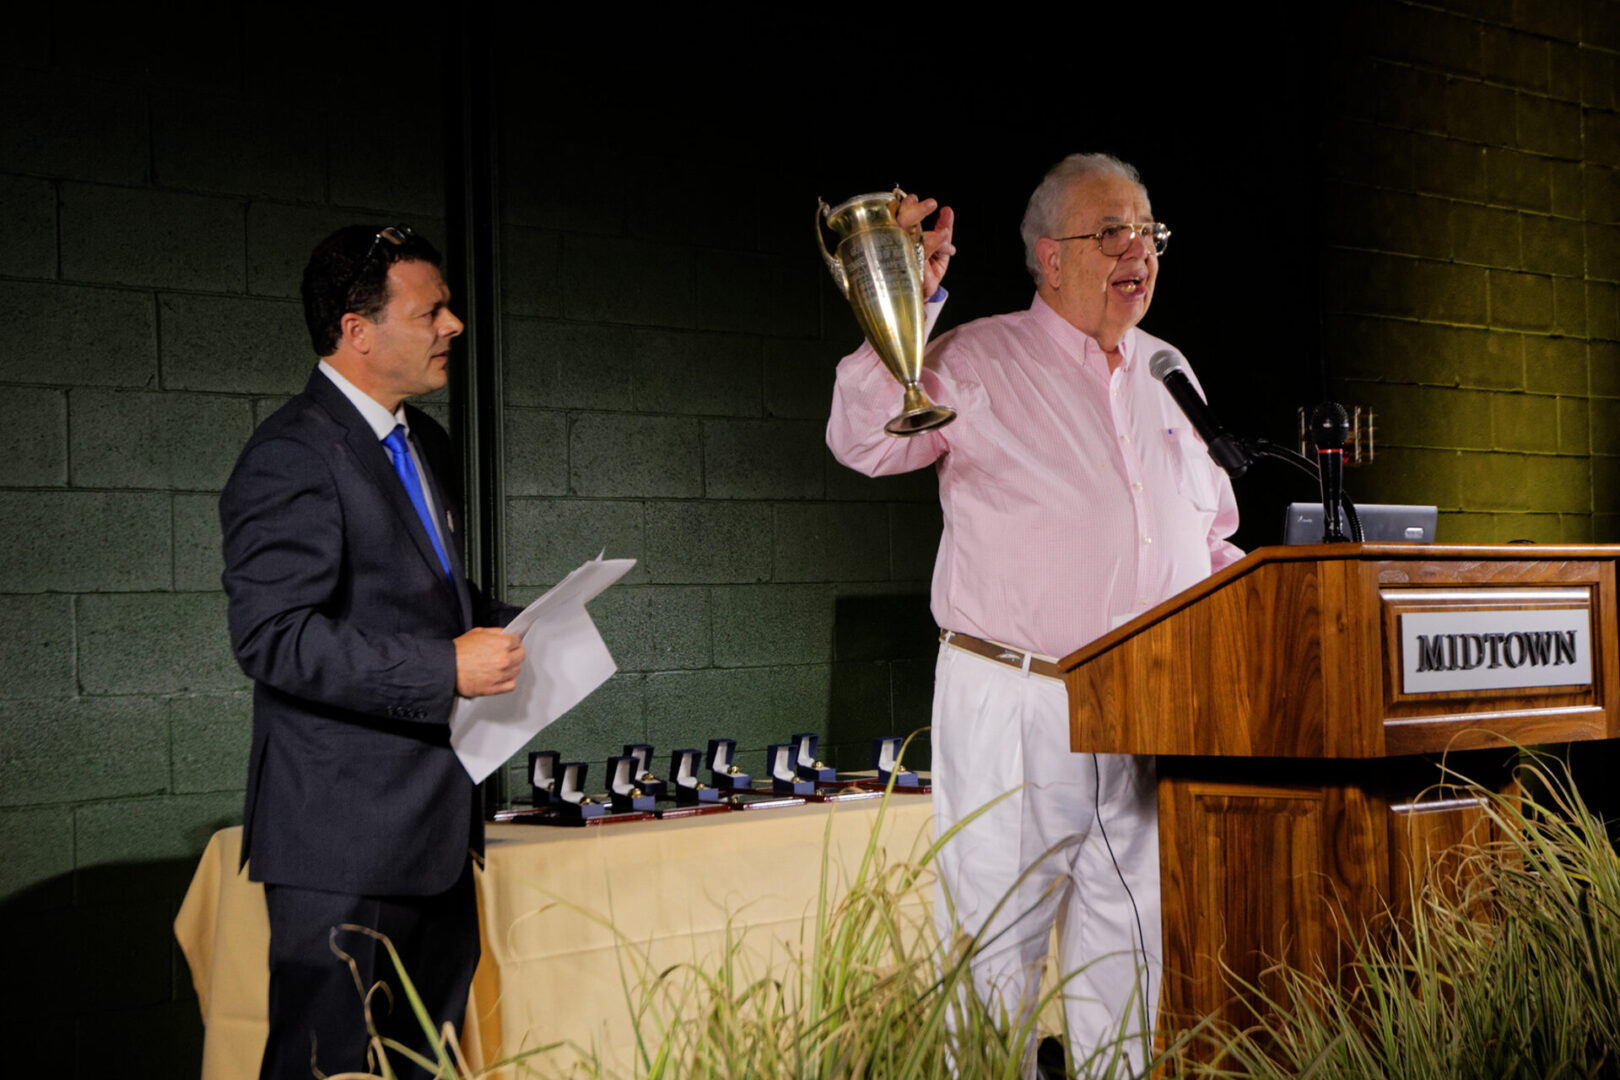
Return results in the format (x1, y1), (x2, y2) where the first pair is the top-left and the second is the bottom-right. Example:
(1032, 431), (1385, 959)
(1019, 153), (1149, 283)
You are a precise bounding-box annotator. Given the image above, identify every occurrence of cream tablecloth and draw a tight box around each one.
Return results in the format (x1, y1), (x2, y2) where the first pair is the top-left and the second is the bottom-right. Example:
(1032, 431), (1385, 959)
(175, 797), (936, 1079)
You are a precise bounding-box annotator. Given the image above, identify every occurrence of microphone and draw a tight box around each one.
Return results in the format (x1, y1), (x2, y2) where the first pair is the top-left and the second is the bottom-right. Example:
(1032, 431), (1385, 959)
(1310, 401), (1351, 542)
(1148, 350), (1250, 477)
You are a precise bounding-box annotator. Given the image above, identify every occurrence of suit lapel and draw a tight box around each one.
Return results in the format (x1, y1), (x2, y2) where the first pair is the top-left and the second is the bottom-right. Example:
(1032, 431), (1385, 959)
(416, 435), (475, 630)
(305, 373), (462, 610)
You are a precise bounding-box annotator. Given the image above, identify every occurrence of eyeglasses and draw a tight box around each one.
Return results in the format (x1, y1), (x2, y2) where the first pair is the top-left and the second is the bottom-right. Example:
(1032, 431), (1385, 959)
(1051, 221), (1171, 257)
(340, 224), (417, 304)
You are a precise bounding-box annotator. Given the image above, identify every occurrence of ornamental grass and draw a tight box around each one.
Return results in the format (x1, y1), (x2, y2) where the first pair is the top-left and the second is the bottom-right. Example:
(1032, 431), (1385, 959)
(335, 754), (1620, 1080)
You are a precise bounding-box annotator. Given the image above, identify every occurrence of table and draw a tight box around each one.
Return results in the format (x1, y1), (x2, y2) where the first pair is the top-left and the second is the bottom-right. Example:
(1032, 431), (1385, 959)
(175, 796), (937, 1079)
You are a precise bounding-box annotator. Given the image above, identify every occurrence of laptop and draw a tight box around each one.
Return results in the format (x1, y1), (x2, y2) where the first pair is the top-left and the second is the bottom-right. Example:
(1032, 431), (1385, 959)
(1282, 503), (1437, 545)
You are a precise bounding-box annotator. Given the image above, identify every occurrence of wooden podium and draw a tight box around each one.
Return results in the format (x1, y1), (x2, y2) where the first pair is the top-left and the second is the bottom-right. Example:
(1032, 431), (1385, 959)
(1055, 543), (1620, 1029)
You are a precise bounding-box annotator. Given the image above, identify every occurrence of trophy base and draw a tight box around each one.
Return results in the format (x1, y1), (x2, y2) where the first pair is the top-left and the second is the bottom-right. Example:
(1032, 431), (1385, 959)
(884, 405), (956, 437)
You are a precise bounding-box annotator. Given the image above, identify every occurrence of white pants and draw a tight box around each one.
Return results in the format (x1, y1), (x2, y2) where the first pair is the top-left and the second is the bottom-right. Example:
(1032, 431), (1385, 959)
(931, 643), (1162, 1074)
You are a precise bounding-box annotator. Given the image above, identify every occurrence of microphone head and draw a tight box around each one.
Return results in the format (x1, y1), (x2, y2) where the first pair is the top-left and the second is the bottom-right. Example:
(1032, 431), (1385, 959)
(1309, 401), (1350, 448)
(1147, 349), (1185, 382)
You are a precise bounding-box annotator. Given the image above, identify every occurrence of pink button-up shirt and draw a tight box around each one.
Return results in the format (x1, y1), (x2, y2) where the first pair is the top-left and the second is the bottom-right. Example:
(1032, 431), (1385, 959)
(828, 293), (1243, 660)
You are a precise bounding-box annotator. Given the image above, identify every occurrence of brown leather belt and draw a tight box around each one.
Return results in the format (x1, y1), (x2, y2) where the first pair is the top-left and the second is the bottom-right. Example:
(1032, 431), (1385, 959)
(938, 629), (1063, 679)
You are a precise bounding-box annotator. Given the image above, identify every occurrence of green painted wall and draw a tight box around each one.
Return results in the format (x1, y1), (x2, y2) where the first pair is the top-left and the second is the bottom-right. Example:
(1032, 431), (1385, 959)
(0, 14), (451, 1075)
(490, 94), (942, 799)
(1317, 0), (1620, 541)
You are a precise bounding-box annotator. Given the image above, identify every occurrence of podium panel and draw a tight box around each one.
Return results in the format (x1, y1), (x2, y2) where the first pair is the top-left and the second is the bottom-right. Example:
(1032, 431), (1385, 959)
(1158, 776), (1336, 1022)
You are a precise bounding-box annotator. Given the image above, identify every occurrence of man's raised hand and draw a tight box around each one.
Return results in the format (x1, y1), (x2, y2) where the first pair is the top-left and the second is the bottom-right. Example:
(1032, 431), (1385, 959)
(894, 193), (956, 299)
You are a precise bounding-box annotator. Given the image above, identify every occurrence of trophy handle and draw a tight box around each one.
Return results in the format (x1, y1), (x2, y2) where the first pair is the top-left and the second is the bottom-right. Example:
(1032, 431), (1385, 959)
(815, 199), (848, 297)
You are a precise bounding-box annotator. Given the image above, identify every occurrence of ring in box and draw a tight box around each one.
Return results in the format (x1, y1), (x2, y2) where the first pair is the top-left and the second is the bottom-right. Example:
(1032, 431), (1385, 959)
(555, 761), (607, 820)
(529, 750), (561, 806)
(872, 736), (920, 789)
(622, 743), (667, 800)
(767, 743), (814, 795)
(789, 732), (836, 783)
(606, 755), (657, 812)
(707, 738), (752, 791)
(669, 748), (721, 805)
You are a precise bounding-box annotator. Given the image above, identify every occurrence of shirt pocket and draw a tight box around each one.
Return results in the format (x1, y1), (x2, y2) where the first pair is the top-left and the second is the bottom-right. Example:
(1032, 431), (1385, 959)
(1162, 428), (1222, 514)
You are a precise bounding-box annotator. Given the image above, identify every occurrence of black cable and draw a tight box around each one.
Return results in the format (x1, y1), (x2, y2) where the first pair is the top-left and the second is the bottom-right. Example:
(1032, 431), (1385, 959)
(1090, 752), (1152, 1053)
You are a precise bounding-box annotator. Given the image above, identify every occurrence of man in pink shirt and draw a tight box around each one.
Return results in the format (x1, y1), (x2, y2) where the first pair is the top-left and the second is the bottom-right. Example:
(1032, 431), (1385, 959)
(827, 154), (1241, 1072)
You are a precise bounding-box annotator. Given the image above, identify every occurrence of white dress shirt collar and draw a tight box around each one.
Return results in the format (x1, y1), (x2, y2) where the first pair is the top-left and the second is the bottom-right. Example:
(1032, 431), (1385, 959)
(318, 360), (408, 441)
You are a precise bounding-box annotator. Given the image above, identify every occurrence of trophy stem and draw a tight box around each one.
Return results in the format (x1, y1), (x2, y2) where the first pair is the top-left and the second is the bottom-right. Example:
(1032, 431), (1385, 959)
(885, 385), (957, 437)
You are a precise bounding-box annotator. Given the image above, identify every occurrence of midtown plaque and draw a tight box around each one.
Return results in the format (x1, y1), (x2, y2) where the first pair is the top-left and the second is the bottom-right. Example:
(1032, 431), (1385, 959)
(1399, 602), (1591, 694)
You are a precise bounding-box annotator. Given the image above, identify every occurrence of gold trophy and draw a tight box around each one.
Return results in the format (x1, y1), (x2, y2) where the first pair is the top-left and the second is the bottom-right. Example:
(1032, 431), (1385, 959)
(816, 189), (956, 436)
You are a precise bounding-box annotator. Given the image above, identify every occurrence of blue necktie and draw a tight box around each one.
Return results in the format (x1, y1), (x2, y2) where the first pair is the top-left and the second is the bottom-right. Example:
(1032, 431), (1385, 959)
(383, 425), (452, 578)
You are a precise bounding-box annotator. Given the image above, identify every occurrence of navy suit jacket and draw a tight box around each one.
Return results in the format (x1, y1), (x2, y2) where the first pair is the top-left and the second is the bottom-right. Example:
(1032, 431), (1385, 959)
(221, 369), (516, 896)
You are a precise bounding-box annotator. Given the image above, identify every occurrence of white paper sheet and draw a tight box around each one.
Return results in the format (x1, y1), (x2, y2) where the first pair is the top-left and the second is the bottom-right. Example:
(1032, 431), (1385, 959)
(449, 555), (636, 783)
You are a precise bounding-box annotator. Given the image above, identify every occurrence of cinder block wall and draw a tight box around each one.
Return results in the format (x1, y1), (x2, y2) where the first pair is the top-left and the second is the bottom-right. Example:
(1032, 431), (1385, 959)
(1318, 0), (1620, 540)
(0, 18), (449, 1075)
(493, 97), (942, 794)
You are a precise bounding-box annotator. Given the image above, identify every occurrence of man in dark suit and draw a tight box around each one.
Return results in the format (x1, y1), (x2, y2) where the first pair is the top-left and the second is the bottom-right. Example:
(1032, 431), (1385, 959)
(220, 225), (525, 1080)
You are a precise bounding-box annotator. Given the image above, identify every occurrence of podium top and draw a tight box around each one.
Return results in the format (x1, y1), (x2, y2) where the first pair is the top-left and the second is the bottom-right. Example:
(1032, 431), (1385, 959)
(1059, 543), (1620, 759)
(1061, 543), (1620, 671)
